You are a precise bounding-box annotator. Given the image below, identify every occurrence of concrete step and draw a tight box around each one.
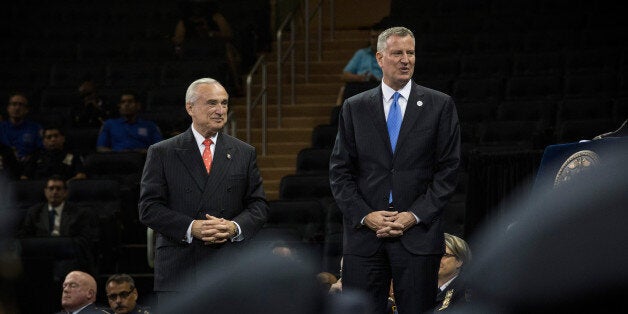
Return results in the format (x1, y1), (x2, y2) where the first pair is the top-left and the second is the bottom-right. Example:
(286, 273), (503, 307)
(253, 73), (343, 84)
(232, 103), (337, 118)
(263, 179), (281, 200)
(258, 154), (297, 168)
(265, 61), (346, 73)
(249, 141), (310, 155)
(246, 128), (313, 143)
(260, 166), (295, 181)
(232, 116), (329, 129)
(276, 38), (372, 52)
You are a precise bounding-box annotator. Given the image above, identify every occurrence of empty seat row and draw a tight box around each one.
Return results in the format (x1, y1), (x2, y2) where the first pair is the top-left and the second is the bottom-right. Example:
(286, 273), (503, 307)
(456, 98), (625, 125)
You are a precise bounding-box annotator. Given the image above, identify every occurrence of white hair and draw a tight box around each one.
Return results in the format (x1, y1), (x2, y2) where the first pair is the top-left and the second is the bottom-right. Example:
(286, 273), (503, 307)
(185, 78), (225, 104)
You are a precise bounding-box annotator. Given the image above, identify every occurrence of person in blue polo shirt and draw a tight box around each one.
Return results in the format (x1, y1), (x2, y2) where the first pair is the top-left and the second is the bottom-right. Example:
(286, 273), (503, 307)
(96, 91), (162, 153)
(0, 92), (42, 162)
(341, 23), (384, 83)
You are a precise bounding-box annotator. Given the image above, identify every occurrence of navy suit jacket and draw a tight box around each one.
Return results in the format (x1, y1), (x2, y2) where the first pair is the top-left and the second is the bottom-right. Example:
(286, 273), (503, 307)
(329, 82), (460, 256)
(18, 202), (97, 244)
(139, 128), (268, 291)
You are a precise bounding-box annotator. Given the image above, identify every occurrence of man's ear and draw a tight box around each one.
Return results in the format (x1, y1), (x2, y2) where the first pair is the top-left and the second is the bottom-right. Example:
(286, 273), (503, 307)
(376, 51), (383, 66)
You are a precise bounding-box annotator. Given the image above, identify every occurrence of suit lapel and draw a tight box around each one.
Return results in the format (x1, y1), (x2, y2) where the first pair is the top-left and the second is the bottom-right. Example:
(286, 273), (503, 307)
(202, 133), (234, 197)
(59, 205), (73, 235)
(396, 83), (425, 153)
(367, 87), (394, 155)
(38, 205), (50, 234)
(175, 128), (206, 191)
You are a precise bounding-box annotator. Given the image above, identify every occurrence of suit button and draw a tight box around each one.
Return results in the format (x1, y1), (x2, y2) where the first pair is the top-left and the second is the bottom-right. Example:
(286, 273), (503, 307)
(185, 188), (191, 193)
(227, 187), (232, 192)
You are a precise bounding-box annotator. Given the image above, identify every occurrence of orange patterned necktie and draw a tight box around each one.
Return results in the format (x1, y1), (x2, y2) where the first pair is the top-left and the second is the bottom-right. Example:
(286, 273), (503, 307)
(202, 139), (213, 174)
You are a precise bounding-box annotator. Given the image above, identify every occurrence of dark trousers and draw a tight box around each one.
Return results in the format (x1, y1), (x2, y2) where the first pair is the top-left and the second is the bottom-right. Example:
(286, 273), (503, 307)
(343, 240), (440, 314)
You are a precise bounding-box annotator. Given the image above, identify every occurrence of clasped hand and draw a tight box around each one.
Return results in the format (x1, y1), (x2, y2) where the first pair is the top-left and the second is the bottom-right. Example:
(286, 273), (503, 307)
(191, 214), (235, 245)
(364, 210), (416, 238)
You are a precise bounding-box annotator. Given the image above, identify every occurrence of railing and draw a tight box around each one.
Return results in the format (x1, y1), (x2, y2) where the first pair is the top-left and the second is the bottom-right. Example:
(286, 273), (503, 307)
(276, 11), (296, 128)
(246, 55), (268, 156)
(303, 0), (325, 81)
(224, 111), (237, 137)
(243, 0), (334, 146)
(275, 0), (334, 127)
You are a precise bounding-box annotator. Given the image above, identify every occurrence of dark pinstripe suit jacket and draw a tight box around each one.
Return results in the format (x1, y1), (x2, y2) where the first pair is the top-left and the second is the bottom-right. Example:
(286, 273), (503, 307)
(329, 82), (461, 256)
(139, 128), (268, 291)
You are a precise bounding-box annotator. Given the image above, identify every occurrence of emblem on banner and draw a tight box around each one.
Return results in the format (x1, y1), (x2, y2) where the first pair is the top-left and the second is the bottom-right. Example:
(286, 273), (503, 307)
(554, 150), (600, 188)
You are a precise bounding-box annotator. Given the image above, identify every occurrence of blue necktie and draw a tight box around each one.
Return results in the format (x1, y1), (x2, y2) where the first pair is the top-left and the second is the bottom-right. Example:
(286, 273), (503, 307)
(387, 92), (402, 203)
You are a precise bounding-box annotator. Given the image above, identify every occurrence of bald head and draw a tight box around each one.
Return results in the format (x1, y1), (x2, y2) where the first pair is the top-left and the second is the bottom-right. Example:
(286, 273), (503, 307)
(62, 271), (97, 311)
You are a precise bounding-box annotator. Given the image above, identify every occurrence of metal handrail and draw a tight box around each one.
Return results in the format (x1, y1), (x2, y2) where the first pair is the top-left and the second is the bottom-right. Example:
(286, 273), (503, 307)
(303, 0), (325, 82)
(224, 111), (237, 137)
(246, 55), (268, 155)
(276, 11), (296, 128)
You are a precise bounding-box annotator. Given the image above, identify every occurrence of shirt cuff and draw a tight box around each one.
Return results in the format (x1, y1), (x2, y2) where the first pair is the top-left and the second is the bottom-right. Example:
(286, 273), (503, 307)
(231, 221), (243, 242)
(185, 221), (194, 243)
(411, 212), (420, 224)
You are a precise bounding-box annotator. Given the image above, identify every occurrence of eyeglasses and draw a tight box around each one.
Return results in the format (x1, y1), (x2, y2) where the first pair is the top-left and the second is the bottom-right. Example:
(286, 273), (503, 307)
(107, 287), (135, 301)
(45, 186), (65, 191)
(443, 253), (457, 259)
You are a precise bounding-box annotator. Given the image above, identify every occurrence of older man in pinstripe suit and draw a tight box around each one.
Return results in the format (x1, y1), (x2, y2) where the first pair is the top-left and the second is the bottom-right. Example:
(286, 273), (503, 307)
(139, 78), (268, 306)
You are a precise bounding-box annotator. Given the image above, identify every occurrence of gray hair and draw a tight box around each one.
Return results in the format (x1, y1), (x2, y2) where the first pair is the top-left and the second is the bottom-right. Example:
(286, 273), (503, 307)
(376, 26), (415, 53)
(185, 78), (224, 104)
(444, 233), (472, 267)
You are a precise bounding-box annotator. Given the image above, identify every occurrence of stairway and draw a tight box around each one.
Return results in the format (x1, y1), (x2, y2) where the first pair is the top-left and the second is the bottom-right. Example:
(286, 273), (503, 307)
(230, 29), (371, 200)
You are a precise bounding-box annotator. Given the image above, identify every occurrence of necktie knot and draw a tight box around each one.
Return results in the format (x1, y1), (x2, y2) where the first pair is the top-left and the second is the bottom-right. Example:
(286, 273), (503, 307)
(203, 139), (212, 147)
(392, 91), (400, 103)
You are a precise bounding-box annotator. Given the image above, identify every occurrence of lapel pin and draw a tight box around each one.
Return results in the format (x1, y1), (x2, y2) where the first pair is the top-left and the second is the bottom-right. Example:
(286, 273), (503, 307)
(227, 153), (231, 159)
(417, 101), (423, 107)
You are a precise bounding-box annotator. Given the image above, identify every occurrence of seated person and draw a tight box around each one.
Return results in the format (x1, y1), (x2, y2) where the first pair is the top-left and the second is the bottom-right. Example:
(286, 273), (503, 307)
(17, 175), (98, 274)
(0, 92), (42, 161)
(434, 233), (472, 312)
(172, 0), (242, 93)
(340, 23), (383, 102)
(59, 271), (111, 314)
(341, 23), (383, 83)
(96, 91), (162, 153)
(106, 273), (152, 314)
(21, 126), (87, 181)
(70, 80), (113, 128)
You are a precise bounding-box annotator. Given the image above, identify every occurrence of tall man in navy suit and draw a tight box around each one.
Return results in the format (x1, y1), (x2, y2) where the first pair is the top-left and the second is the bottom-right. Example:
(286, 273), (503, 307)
(139, 78), (268, 305)
(329, 26), (461, 313)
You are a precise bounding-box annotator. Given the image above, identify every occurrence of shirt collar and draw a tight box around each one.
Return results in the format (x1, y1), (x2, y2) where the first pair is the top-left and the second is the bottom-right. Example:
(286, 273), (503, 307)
(381, 80), (412, 102)
(48, 202), (65, 215)
(72, 302), (93, 314)
(191, 124), (218, 147)
(439, 275), (458, 291)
